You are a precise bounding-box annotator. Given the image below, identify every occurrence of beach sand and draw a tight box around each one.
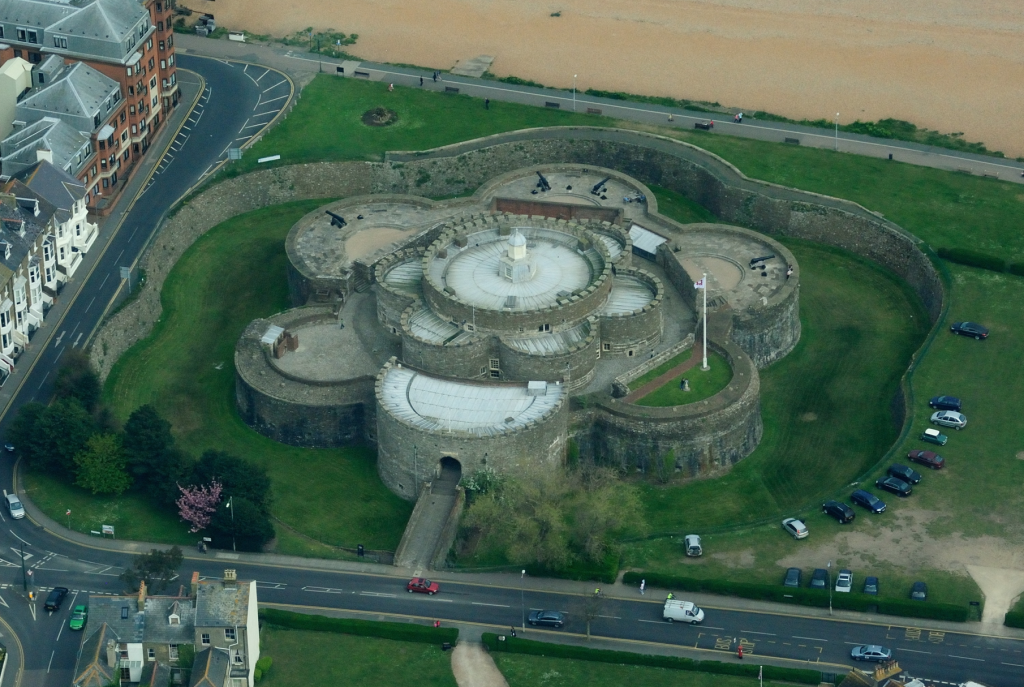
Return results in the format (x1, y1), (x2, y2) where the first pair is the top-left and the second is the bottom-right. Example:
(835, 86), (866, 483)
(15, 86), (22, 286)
(188, 0), (1024, 157)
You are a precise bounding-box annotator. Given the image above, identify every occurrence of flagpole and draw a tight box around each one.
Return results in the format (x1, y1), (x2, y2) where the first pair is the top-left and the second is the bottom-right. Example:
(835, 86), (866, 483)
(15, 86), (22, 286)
(701, 272), (709, 371)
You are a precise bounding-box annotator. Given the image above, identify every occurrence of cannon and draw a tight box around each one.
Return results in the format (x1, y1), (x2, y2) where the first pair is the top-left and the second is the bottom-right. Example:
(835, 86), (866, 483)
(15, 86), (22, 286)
(536, 171), (551, 192)
(749, 254), (775, 267)
(325, 210), (347, 228)
(591, 176), (611, 195)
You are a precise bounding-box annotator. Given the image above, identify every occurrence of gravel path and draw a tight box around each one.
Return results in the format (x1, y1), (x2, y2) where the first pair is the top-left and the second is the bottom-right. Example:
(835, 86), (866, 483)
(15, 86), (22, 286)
(451, 642), (509, 687)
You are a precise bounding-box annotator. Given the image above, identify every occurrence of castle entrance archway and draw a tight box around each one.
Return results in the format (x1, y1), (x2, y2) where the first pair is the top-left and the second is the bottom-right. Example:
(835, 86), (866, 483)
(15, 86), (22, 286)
(436, 457), (462, 494)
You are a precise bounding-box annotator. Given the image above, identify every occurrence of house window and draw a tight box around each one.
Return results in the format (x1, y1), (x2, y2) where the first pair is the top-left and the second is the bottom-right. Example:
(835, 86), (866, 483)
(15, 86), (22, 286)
(602, 343), (611, 351)
(0, 27), (4, 38)
(2, 333), (9, 350)
(168, 644), (179, 660)
(149, 57), (155, 70)
(13, 49), (21, 58)
(1, 312), (9, 327)
(225, 628), (236, 640)
(16, 28), (26, 42)
(158, 21), (164, 32)
(627, 349), (635, 357)
(159, 40), (165, 51)
(539, 323), (551, 332)
(233, 654), (244, 664)
(27, 30), (37, 43)
(489, 359), (500, 370)
(29, 52), (40, 64)
(489, 370), (500, 379)
(120, 111), (126, 123)
(147, 648), (155, 661)
(201, 633), (210, 645)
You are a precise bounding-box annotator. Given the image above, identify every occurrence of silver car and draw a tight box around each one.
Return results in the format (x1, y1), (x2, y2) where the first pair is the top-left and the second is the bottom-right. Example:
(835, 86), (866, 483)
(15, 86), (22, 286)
(850, 645), (892, 662)
(930, 410), (966, 430)
(782, 518), (809, 539)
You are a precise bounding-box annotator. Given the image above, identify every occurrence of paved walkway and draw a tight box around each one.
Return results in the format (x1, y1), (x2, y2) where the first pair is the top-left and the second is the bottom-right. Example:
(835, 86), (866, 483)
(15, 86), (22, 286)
(175, 35), (1024, 184)
(451, 642), (509, 687)
(623, 344), (703, 403)
(394, 464), (460, 570)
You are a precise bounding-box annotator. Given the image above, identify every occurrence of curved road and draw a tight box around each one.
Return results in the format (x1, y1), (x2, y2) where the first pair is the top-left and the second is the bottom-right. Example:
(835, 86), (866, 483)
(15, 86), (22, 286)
(0, 53), (1018, 687)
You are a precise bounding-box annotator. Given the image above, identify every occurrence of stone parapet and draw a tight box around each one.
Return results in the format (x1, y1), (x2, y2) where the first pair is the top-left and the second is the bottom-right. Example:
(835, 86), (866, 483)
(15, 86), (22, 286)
(599, 267), (664, 357)
(497, 317), (599, 392)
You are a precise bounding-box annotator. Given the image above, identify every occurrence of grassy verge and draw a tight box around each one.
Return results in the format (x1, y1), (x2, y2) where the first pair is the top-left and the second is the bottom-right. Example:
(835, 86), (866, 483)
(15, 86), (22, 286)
(627, 349), (693, 391)
(101, 200), (412, 551)
(634, 352), (731, 407)
(260, 626), (457, 687)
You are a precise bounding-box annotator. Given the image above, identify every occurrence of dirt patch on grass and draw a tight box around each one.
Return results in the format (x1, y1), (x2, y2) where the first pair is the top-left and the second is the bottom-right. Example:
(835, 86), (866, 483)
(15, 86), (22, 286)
(711, 549), (756, 569)
(361, 107), (398, 127)
(1015, 450), (1024, 460)
(452, 642), (508, 687)
(799, 412), (817, 422)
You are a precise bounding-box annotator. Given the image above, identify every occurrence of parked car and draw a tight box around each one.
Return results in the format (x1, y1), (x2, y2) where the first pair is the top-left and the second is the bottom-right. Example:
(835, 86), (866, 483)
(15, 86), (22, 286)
(888, 464), (921, 485)
(851, 489), (886, 513)
(684, 534), (703, 557)
(836, 569), (853, 593)
(810, 568), (828, 589)
(663, 599), (704, 624)
(69, 605), (88, 631)
(950, 322), (988, 339)
(783, 568), (802, 587)
(928, 396), (962, 412)
(406, 578), (439, 595)
(822, 500), (856, 523)
(910, 581), (928, 601)
(528, 610), (566, 627)
(920, 428), (948, 446)
(44, 587), (69, 612)
(782, 518), (809, 539)
(875, 476), (912, 497)
(931, 410), (967, 430)
(5, 493), (25, 519)
(863, 576), (879, 595)
(851, 645), (893, 662)
(907, 450), (945, 469)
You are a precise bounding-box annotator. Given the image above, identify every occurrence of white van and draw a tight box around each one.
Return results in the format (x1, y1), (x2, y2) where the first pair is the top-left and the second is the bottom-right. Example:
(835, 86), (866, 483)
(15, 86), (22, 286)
(6, 493), (25, 519)
(663, 599), (704, 624)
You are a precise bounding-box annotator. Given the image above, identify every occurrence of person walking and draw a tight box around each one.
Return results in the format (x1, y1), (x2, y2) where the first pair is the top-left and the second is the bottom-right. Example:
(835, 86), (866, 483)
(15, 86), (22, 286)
(640, 579), (645, 596)
(420, 76), (424, 86)
(388, 83), (394, 92)
(510, 626), (517, 637)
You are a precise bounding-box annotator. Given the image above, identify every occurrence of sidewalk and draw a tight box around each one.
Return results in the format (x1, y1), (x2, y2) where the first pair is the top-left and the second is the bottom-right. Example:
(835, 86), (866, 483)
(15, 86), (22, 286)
(175, 34), (1024, 184)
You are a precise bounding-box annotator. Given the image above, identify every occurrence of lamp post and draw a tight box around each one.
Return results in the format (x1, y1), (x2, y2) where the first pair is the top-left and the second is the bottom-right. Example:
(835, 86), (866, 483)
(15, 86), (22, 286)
(21, 542), (28, 592)
(573, 75), (577, 112)
(226, 496), (236, 552)
(834, 113), (839, 152)
(521, 570), (526, 629)
(827, 560), (833, 616)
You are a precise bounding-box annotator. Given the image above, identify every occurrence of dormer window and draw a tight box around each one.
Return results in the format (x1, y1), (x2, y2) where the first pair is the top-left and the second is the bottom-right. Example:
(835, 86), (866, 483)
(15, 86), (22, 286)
(168, 613), (179, 625)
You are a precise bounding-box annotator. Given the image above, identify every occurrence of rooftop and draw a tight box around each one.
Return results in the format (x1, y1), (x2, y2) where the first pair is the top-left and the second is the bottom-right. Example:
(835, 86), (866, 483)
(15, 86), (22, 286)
(195, 578), (251, 628)
(18, 61), (119, 124)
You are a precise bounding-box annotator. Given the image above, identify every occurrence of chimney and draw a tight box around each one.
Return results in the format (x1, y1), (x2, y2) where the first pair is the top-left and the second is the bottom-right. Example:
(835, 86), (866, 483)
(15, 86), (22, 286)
(106, 639), (118, 668)
(224, 569), (237, 584)
(35, 147), (53, 164)
(191, 571), (200, 598)
(137, 580), (147, 612)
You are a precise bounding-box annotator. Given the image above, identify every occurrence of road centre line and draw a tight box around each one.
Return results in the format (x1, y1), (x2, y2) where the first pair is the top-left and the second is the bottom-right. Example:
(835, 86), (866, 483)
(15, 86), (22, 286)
(900, 648), (932, 654)
(472, 602), (510, 608)
(637, 619), (662, 624)
(741, 630), (776, 636)
(596, 615), (621, 619)
(947, 655), (984, 661)
(1002, 662), (1024, 667)
(792, 636), (827, 642)
(360, 592), (396, 598)
(703, 626), (725, 630)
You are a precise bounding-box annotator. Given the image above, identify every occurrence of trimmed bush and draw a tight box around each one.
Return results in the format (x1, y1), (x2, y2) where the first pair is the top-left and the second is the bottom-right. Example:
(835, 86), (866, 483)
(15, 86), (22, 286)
(622, 572), (968, 622)
(1008, 263), (1024, 277)
(1004, 611), (1024, 629)
(481, 633), (823, 684)
(937, 247), (1007, 273)
(259, 608), (459, 644)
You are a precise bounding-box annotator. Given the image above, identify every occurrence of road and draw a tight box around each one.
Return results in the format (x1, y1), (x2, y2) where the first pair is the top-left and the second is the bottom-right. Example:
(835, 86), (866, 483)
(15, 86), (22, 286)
(0, 48), (1019, 687)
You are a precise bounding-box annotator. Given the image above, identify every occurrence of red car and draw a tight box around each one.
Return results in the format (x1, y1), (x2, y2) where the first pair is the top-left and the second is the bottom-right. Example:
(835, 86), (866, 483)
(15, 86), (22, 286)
(406, 578), (439, 595)
(907, 450), (945, 469)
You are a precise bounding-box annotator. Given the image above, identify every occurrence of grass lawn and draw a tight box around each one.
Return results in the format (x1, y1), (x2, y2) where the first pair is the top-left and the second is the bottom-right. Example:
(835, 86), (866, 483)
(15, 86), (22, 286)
(628, 349), (694, 391)
(101, 200), (412, 552)
(494, 653), (782, 687)
(259, 626), (457, 687)
(634, 352), (731, 407)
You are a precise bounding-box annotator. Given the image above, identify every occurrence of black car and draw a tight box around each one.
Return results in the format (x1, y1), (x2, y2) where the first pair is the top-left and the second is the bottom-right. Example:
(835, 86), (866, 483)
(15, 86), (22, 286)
(910, 581), (928, 601)
(783, 568), (802, 588)
(928, 395), (962, 412)
(888, 464), (921, 485)
(528, 610), (566, 628)
(950, 322), (988, 339)
(863, 576), (879, 595)
(851, 490), (886, 514)
(876, 476), (912, 497)
(822, 500), (856, 523)
(44, 586), (69, 612)
(810, 568), (828, 589)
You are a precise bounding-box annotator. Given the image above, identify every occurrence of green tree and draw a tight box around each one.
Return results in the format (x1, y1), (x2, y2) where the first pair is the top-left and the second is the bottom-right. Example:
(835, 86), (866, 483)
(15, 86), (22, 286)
(119, 546), (184, 593)
(123, 404), (187, 502)
(52, 349), (101, 413)
(190, 450), (273, 514)
(6, 402), (44, 461)
(208, 496), (275, 552)
(74, 433), (131, 495)
(21, 399), (97, 473)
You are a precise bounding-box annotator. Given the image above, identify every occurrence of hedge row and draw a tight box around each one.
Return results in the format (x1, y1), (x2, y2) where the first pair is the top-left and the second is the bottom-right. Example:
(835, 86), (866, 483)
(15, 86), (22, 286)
(1005, 612), (1024, 629)
(525, 552), (620, 584)
(622, 572), (968, 622)
(259, 608), (459, 644)
(937, 247), (1024, 277)
(481, 633), (826, 684)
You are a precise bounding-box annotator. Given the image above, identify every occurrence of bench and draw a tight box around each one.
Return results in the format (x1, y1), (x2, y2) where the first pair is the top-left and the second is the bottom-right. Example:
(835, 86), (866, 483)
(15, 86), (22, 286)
(587, 107), (602, 115)
(444, 86), (460, 94)
(545, 101), (560, 108)
(784, 137), (800, 145)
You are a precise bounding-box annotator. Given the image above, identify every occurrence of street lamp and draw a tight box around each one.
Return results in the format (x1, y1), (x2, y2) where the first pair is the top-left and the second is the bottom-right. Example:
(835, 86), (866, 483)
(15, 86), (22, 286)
(834, 113), (839, 151)
(226, 496), (236, 552)
(521, 570), (526, 629)
(827, 560), (833, 616)
(573, 75), (577, 112)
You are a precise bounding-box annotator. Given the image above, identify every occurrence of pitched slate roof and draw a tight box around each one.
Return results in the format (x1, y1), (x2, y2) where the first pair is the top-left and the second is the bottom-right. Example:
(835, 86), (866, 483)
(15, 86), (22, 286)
(47, 0), (145, 41)
(72, 622), (118, 687)
(195, 580), (250, 628)
(0, 117), (90, 175)
(189, 647), (230, 687)
(10, 159), (84, 221)
(87, 594), (147, 643)
(2, 177), (60, 226)
(140, 660), (174, 687)
(18, 61), (118, 124)
(143, 596), (195, 644)
(0, 191), (50, 273)
(0, 0), (76, 30)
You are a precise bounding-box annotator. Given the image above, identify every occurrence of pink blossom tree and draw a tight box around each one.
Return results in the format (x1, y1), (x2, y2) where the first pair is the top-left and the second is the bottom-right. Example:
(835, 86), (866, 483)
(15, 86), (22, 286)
(176, 480), (223, 532)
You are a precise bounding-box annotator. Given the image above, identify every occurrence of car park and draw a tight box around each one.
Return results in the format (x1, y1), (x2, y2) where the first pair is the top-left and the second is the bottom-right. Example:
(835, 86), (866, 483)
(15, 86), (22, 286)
(69, 605), (88, 630)
(863, 576), (879, 595)
(950, 322), (988, 339)
(930, 410), (967, 430)
(810, 568), (828, 589)
(663, 599), (704, 624)
(921, 428), (948, 446)
(911, 581), (928, 601)
(406, 578), (439, 595)
(907, 450), (944, 469)
(888, 464), (921, 485)
(528, 610), (566, 627)
(684, 534), (703, 557)
(782, 518), (809, 539)
(5, 493), (25, 519)
(836, 569), (853, 593)
(822, 500), (856, 523)
(851, 489), (886, 513)
(851, 645), (893, 662)
(875, 476), (912, 497)
(783, 568), (802, 587)
(44, 587), (69, 611)
(928, 396), (962, 412)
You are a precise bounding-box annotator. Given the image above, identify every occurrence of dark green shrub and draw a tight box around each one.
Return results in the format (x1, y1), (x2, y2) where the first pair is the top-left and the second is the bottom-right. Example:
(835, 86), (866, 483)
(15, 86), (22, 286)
(525, 551), (619, 584)
(481, 634), (822, 684)
(1004, 611), (1024, 628)
(936, 247), (1006, 273)
(1008, 263), (1024, 277)
(260, 608), (459, 644)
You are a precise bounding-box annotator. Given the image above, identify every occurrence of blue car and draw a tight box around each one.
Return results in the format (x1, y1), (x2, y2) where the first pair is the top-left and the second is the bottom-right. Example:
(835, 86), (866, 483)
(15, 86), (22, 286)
(851, 489), (886, 513)
(928, 396), (961, 412)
